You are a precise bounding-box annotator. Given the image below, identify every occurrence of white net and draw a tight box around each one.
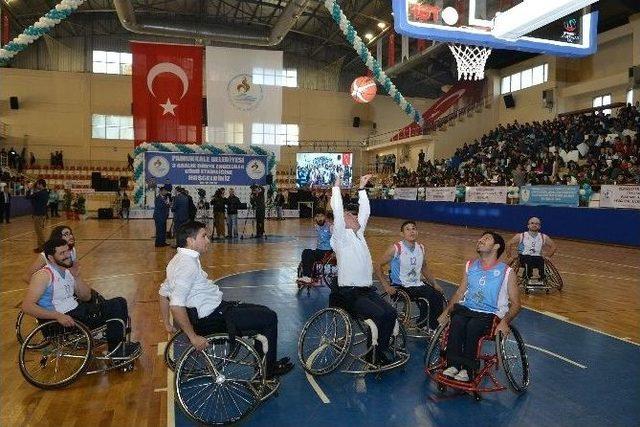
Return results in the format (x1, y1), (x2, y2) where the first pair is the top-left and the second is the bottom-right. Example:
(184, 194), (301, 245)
(448, 44), (492, 80)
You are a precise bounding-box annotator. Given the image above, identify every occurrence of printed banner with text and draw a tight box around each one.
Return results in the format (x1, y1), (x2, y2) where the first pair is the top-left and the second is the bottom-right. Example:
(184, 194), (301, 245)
(394, 187), (418, 200)
(144, 152), (267, 186)
(465, 186), (507, 204)
(423, 187), (456, 202)
(519, 185), (579, 207)
(599, 185), (640, 209)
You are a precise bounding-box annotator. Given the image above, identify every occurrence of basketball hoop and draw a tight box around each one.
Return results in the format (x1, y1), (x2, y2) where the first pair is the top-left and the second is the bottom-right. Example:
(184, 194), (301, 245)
(448, 44), (492, 80)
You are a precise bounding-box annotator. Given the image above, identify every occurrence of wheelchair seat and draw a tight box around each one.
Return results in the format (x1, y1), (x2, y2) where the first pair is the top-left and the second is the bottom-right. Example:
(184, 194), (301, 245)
(509, 256), (563, 294)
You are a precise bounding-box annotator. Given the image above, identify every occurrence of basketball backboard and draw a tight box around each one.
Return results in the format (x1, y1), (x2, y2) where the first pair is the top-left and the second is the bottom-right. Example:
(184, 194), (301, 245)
(392, 0), (598, 57)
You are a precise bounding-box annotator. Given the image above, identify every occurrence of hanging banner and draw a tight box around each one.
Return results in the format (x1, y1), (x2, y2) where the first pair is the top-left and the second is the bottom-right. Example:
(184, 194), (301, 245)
(144, 152), (267, 186)
(519, 185), (579, 207)
(423, 187), (456, 202)
(394, 187), (418, 200)
(599, 185), (640, 209)
(465, 186), (507, 204)
(131, 42), (203, 145)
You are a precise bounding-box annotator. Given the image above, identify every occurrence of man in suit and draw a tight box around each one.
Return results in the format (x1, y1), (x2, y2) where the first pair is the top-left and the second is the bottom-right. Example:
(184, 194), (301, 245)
(154, 187), (170, 247)
(0, 184), (11, 224)
(26, 179), (49, 252)
(172, 187), (190, 232)
(251, 185), (266, 237)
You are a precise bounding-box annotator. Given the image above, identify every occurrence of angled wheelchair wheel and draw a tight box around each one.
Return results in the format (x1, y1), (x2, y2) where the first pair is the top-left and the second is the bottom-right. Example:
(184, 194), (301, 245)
(424, 321), (448, 373)
(496, 325), (530, 393)
(175, 334), (265, 426)
(19, 321), (93, 389)
(164, 331), (191, 371)
(543, 258), (563, 292)
(16, 311), (48, 349)
(298, 308), (352, 376)
(381, 290), (411, 325)
(509, 258), (528, 291)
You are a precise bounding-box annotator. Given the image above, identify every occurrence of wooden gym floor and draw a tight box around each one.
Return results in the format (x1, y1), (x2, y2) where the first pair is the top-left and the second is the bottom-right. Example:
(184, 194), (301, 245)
(0, 215), (638, 426)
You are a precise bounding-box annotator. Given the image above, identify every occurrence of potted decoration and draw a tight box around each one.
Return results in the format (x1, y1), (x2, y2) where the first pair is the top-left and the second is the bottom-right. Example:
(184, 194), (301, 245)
(63, 189), (73, 219)
(72, 194), (87, 220)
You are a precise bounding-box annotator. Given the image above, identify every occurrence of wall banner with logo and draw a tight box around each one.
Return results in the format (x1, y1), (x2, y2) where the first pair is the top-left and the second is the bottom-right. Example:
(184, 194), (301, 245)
(144, 151), (267, 186)
(394, 187), (418, 200)
(423, 187), (456, 202)
(465, 186), (508, 204)
(519, 185), (579, 207)
(599, 185), (640, 209)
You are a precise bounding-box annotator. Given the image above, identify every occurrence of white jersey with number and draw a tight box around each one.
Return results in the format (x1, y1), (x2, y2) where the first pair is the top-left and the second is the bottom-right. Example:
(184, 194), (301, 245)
(518, 232), (546, 256)
(389, 241), (425, 287)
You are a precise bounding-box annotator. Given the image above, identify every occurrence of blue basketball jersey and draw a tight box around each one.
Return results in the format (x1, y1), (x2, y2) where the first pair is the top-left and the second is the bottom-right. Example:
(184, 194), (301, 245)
(461, 259), (511, 318)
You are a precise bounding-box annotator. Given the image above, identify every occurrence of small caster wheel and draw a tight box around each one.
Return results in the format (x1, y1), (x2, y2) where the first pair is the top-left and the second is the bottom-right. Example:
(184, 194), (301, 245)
(437, 384), (446, 394)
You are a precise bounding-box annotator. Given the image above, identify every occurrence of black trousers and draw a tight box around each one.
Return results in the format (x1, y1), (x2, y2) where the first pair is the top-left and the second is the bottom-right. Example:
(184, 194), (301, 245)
(154, 217), (167, 245)
(396, 284), (445, 329)
(255, 208), (265, 236)
(189, 301), (279, 377)
(445, 304), (496, 372)
(49, 202), (59, 217)
(0, 202), (9, 223)
(300, 249), (332, 277)
(66, 297), (129, 352)
(331, 287), (397, 353)
(520, 254), (545, 278)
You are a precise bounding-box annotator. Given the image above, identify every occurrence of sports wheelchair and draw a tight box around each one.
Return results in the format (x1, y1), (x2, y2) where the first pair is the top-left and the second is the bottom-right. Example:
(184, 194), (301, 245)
(296, 251), (337, 295)
(381, 286), (447, 339)
(424, 317), (529, 401)
(509, 256), (563, 294)
(18, 316), (140, 389)
(164, 330), (280, 425)
(298, 289), (410, 376)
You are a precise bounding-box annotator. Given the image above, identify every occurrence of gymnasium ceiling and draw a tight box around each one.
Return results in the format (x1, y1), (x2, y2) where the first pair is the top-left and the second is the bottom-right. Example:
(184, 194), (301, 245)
(2, 0), (639, 98)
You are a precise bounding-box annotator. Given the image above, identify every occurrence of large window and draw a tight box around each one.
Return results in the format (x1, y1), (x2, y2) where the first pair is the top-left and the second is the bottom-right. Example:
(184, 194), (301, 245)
(501, 64), (548, 95)
(252, 68), (297, 87)
(92, 50), (132, 75)
(92, 114), (134, 140)
(251, 123), (299, 146)
(592, 94), (612, 115)
(204, 124), (244, 144)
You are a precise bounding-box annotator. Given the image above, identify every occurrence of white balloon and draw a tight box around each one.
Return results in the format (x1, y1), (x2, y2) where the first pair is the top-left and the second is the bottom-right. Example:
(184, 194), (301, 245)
(442, 7), (459, 26)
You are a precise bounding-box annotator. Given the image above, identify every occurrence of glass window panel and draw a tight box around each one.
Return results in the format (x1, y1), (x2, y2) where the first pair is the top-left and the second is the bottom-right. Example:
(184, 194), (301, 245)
(510, 73), (521, 92)
(264, 133), (275, 145)
(252, 133), (263, 145)
(532, 65), (544, 85)
(121, 126), (134, 140)
(627, 90), (634, 105)
(121, 63), (132, 75)
(593, 96), (602, 108)
(91, 114), (106, 139)
(252, 123), (263, 133)
(544, 63), (549, 81)
(264, 73), (275, 86)
(286, 69), (296, 78)
(234, 123), (243, 133)
(106, 62), (120, 74)
(275, 134), (286, 145)
(276, 124), (287, 135)
(106, 51), (120, 63)
(263, 124), (274, 135)
(253, 67), (263, 75)
(275, 75), (284, 86)
(501, 76), (510, 94)
(93, 61), (106, 74)
(93, 50), (106, 62)
(603, 94), (611, 105)
(521, 68), (532, 89)
(287, 124), (298, 136)
(253, 74), (263, 85)
(234, 133), (243, 144)
(121, 53), (132, 64)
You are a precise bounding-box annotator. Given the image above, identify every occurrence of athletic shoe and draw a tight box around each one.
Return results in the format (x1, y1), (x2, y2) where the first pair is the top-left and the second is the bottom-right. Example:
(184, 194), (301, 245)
(442, 366), (459, 378)
(454, 369), (469, 382)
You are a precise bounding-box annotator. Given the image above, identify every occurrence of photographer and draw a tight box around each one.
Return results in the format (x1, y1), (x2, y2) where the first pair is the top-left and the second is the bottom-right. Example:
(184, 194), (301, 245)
(225, 189), (241, 239)
(250, 184), (266, 238)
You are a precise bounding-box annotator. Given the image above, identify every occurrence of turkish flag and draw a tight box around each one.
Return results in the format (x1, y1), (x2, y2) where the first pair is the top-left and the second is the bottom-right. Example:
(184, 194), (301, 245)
(131, 42), (203, 145)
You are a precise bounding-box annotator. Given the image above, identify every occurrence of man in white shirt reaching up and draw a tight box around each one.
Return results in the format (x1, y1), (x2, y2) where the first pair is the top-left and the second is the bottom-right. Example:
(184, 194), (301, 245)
(329, 173), (398, 365)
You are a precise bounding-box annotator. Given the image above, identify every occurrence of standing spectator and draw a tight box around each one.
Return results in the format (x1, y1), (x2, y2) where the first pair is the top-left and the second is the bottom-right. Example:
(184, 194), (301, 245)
(186, 189), (196, 222)
(0, 184), (11, 223)
(29, 152), (36, 168)
(48, 186), (60, 217)
(127, 153), (134, 171)
(172, 187), (190, 231)
(211, 188), (226, 239)
(274, 189), (286, 221)
(251, 185), (266, 238)
(225, 188), (241, 239)
(153, 187), (170, 247)
(121, 193), (131, 220)
(26, 178), (49, 252)
(50, 152), (55, 168)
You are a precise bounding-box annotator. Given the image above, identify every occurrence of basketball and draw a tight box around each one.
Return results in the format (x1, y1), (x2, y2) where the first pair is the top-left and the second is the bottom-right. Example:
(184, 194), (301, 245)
(351, 76), (377, 103)
(442, 6), (459, 25)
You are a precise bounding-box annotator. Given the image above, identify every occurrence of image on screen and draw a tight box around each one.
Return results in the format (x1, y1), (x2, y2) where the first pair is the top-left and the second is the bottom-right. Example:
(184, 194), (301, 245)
(296, 152), (353, 188)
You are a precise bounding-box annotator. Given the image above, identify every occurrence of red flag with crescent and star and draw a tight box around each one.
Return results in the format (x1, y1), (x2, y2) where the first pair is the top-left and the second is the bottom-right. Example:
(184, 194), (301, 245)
(131, 41), (203, 145)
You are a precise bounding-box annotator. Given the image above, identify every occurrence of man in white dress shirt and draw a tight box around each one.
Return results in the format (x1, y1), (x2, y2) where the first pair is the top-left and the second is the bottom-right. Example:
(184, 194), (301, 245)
(162, 221), (293, 378)
(329, 173), (398, 364)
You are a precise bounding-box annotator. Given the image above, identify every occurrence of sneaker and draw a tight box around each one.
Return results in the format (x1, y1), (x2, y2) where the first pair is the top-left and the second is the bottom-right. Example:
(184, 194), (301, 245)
(454, 369), (469, 382)
(269, 359), (294, 378)
(442, 366), (459, 378)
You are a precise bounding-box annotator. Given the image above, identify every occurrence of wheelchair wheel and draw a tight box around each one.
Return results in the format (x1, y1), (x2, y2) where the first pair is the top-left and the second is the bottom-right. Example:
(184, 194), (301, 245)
(298, 308), (352, 376)
(164, 331), (191, 371)
(509, 258), (528, 291)
(19, 321), (92, 389)
(496, 325), (530, 393)
(175, 334), (265, 426)
(381, 290), (411, 324)
(424, 321), (448, 373)
(16, 311), (48, 349)
(544, 258), (563, 291)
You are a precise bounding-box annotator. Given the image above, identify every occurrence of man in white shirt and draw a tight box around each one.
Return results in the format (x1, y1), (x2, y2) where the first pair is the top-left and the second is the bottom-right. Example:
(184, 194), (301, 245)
(162, 221), (293, 378)
(506, 217), (557, 280)
(329, 173), (398, 364)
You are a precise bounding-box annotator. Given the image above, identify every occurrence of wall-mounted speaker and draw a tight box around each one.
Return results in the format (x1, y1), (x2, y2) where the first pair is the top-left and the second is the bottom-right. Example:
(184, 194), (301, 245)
(352, 116), (361, 127)
(9, 96), (19, 110)
(542, 89), (554, 109)
(503, 94), (515, 109)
